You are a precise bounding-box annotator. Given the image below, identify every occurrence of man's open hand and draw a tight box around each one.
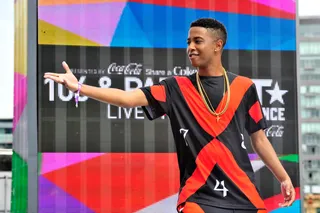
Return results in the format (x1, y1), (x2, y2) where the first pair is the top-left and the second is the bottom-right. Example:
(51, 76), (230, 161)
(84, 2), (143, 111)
(44, 61), (78, 92)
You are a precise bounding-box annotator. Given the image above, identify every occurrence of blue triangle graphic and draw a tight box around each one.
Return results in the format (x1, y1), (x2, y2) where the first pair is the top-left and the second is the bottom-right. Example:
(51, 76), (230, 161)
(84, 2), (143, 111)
(111, 2), (295, 50)
(270, 200), (300, 213)
(274, 38), (296, 51)
(110, 4), (152, 48)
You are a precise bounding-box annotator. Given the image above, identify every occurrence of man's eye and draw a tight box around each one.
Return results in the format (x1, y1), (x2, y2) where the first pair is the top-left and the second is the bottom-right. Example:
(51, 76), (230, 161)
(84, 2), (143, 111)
(195, 40), (202, 44)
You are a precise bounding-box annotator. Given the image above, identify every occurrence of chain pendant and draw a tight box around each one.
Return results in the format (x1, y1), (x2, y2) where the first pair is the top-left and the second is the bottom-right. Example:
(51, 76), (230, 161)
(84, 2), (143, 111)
(216, 116), (220, 122)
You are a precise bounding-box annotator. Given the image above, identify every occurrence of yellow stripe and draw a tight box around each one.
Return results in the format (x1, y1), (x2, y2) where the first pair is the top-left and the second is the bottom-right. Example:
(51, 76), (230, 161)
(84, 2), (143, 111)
(38, 20), (101, 46)
(14, 0), (28, 76)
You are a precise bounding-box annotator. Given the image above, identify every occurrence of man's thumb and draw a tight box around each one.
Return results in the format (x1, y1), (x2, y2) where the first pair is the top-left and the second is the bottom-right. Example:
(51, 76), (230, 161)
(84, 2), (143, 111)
(62, 61), (71, 73)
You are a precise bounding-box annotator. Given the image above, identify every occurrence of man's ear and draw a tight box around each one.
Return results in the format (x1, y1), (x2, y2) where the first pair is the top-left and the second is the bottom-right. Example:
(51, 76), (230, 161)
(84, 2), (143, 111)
(215, 39), (223, 52)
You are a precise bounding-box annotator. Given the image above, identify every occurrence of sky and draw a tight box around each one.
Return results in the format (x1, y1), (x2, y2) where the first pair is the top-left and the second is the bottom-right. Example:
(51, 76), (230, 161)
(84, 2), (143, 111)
(298, 0), (320, 16)
(0, 0), (14, 119)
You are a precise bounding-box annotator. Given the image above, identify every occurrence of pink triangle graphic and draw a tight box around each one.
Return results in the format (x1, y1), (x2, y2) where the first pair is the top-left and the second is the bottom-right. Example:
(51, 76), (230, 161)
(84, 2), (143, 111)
(13, 72), (27, 131)
(41, 153), (106, 174)
(251, 0), (295, 14)
(38, 2), (126, 46)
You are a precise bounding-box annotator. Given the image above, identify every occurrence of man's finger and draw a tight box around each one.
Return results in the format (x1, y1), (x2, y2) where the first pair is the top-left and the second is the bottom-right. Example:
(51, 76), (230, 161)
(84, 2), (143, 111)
(44, 72), (60, 77)
(288, 197), (294, 206)
(44, 75), (64, 84)
(62, 61), (71, 73)
(279, 201), (289, 207)
(280, 190), (295, 207)
(288, 190), (295, 206)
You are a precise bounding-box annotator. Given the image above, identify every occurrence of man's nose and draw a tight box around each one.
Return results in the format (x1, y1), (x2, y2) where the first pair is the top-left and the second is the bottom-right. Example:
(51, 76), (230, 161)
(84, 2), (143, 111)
(188, 42), (195, 52)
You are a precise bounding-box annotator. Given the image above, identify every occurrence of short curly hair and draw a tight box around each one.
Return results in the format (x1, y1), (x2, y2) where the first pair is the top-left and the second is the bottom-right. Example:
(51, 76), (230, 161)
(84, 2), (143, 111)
(190, 18), (227, 47)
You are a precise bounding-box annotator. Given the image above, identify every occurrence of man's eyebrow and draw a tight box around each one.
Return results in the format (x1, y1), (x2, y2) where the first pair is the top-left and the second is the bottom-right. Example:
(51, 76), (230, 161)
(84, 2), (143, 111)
(187, 36), (204, 41)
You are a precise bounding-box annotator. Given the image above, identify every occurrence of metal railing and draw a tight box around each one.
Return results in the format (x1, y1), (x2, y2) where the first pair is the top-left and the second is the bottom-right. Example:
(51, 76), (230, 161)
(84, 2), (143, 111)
(0, 175), (11, 213)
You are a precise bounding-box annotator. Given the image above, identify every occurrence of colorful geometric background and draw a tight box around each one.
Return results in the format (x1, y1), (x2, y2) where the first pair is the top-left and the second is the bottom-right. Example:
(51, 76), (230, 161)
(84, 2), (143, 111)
(38, 0), (296, 50)
(36, 0), (299, 213)
(12, 0), (28, 211)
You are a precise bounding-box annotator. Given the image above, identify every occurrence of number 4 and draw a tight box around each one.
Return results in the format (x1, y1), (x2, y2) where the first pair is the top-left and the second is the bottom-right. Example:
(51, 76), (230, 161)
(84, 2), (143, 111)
(214, 180), (228, 197)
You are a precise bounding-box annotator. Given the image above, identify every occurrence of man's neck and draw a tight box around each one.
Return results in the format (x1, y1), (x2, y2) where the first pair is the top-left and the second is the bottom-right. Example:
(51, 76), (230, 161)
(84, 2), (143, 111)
(198, 63), (224, 77)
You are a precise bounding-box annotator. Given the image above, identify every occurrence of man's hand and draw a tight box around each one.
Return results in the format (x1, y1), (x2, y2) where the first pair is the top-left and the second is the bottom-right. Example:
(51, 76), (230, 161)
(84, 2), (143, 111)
(250, 130), (296, 207)
(44, 61), (78, 92)
(279, 179), (295, 207)
(43, 61), (149, 108)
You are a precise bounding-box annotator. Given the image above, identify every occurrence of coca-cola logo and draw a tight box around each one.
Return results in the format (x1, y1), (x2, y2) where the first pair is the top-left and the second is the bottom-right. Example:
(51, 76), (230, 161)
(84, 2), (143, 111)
(107, 63), (142, 75)
(264, 125), (284, 137)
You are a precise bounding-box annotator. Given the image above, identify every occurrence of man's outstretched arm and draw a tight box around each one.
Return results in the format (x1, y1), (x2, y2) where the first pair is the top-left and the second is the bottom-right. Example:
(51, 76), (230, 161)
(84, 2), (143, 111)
(44, 61), (149, 108)
(74, 84), (148, 108)
(250, 130), (296, 207)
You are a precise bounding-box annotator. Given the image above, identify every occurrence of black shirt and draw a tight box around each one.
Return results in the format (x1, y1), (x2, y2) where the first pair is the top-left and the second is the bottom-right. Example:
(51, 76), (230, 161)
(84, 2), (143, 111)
(140, 72), (268, 211)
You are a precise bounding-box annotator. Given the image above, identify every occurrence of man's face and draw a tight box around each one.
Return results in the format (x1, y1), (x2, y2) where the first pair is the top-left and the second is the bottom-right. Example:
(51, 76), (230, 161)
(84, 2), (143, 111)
(187, 27), (221, 68)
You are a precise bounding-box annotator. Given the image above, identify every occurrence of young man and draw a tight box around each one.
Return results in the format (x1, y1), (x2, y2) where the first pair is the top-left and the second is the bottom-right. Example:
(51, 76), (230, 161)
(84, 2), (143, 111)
(44, 18), (295, 213)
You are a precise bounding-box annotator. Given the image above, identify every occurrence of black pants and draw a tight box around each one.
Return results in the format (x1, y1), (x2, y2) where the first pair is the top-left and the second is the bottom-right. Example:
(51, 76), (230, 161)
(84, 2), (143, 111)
(178, 202), (267, 213)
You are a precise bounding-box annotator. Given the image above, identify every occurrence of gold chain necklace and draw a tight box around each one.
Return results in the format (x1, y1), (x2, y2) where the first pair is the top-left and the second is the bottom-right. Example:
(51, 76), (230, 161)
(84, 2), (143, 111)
(196, 69), (231, 121)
